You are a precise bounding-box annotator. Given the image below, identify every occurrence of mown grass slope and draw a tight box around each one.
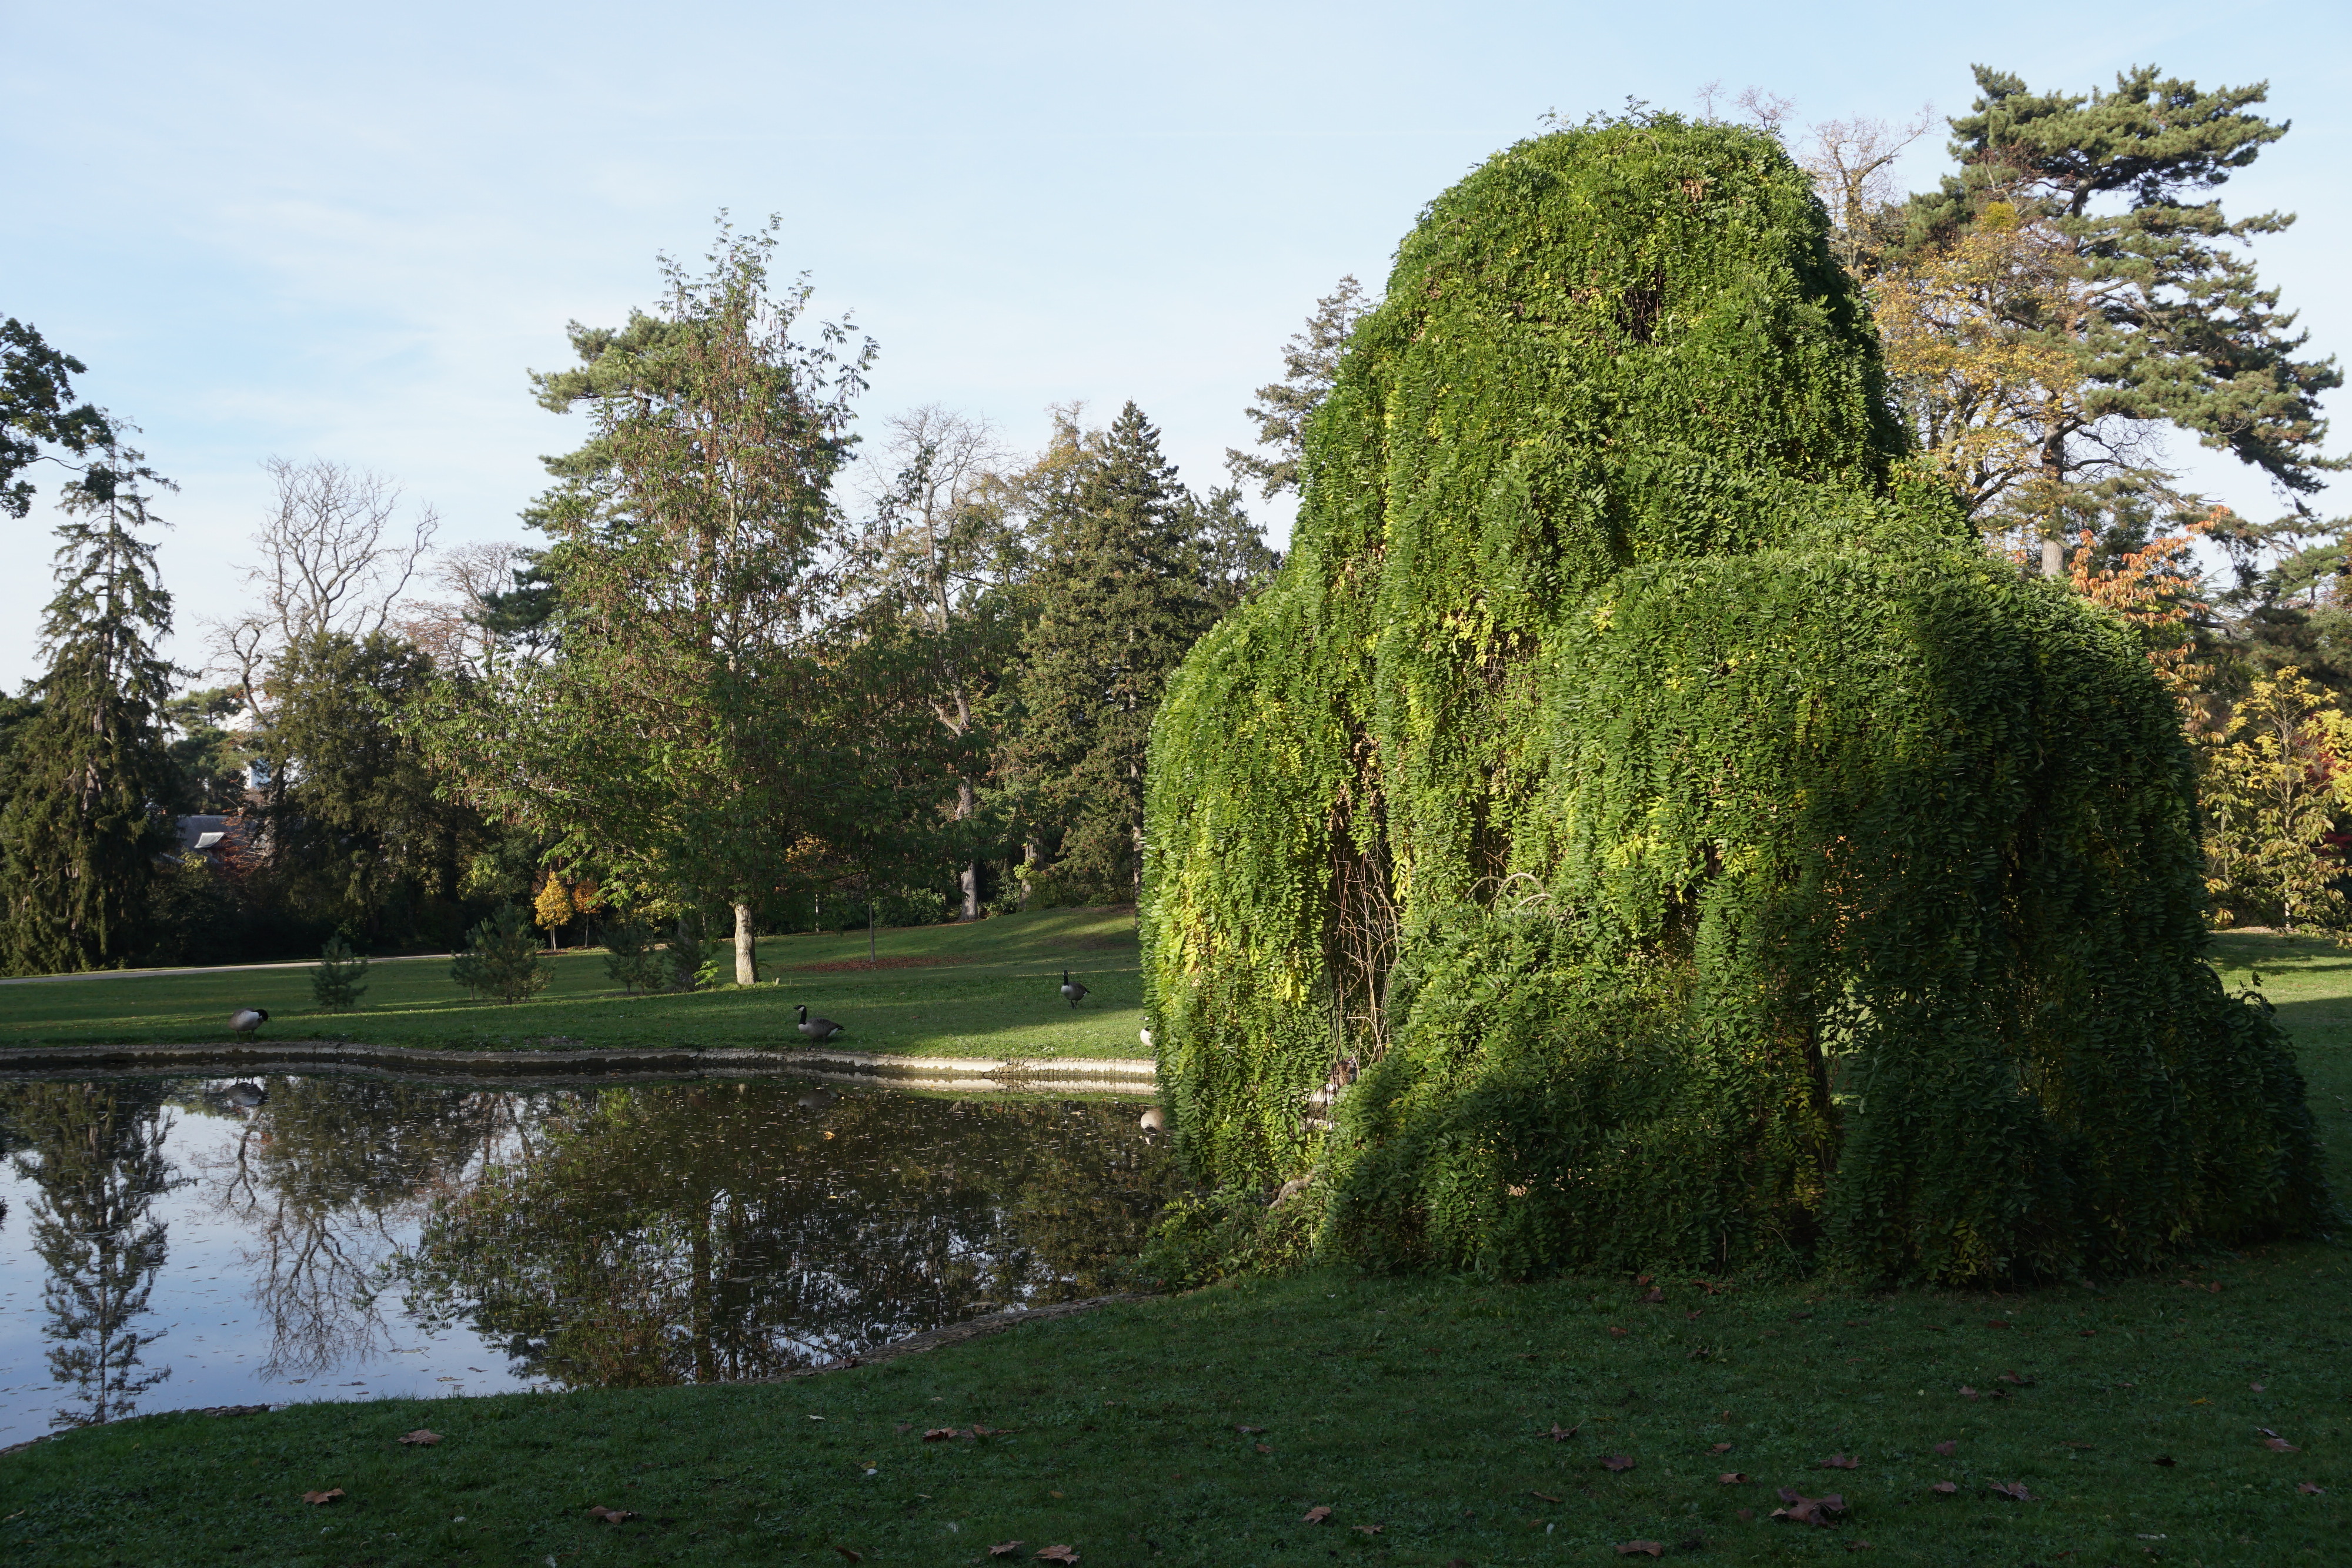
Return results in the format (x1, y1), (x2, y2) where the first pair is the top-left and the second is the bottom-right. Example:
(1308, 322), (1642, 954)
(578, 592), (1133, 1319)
(0, 907), (1144, 1060)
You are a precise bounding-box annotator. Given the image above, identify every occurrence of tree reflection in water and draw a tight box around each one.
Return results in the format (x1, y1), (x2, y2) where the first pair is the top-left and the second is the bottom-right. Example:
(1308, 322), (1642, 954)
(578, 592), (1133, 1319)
(1, 1083), (181, 1428)
(398, 1085), (1178, 1388)
(196, 1077), (530, 1379)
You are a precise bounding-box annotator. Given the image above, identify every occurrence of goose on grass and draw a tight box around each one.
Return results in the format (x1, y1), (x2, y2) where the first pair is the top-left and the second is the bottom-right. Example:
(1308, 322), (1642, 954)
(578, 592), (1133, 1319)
(1060, 971), (1088, 1008)
(795, 1004), (846, 1041)
(229, 1008), (268, 1038)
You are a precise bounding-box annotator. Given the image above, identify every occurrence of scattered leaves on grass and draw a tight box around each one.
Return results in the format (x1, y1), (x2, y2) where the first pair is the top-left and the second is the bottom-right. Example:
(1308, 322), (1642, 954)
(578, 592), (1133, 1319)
(1530, 1490), (1562, 1503)
(1352, 1524), (1384, 1536)
(590, 1506), (639, 1524)
(301, 1489), (343, 1506)
(1616, 1542), (1665, 1557)
(2299, 1483), (2326, 1495)
(1719, 1473), (1749, 1485)
(1770, 1490), (1847, 1526)
(1602, 1455), (1636, 1472)
(1932, 1440), (1957, 1456)
(1990, 1482), (2033, 1501)
(1931, 1482), (1957, 1495)
(2264, 1437), (2301, 1452)
(1034, 1547), (1079, 1564)
(1547, 1424), (1580, 1442)
(397, 1429), (441, 1446)
(1303, 1506), (1332, 1524)
(2151, 1456), (2176, 1467)
(1820, 1455), (1860, 1469)
(987, 1544), (1023, 1559)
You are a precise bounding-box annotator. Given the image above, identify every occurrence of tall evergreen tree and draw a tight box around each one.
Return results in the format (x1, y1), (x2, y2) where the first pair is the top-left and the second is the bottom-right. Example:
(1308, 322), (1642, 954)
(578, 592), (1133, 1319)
(1224, 277), (1375, 499)
(1011, 403), (1216, 900)
(1881, 66), (2340, 554)
(0, 435), (180, 975)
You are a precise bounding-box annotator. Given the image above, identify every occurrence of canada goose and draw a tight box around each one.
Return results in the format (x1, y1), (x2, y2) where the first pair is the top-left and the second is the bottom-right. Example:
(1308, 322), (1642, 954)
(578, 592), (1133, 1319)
(1060, 971), (1088, 1008)
(795, 1004), (845, 1041)
(1138, 1105), (1166, 1134)
(219, 1081), (268, 1109)
(229, 1008), (268, 1038)
(796, 1086), (841, 1111)
(1139, 1027), (1153, 1049)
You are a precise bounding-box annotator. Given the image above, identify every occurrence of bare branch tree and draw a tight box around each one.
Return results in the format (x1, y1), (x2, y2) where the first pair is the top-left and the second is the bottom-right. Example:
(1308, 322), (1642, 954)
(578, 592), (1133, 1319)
(1798, 106), (1937, 270)
(396, 540), (534, 677)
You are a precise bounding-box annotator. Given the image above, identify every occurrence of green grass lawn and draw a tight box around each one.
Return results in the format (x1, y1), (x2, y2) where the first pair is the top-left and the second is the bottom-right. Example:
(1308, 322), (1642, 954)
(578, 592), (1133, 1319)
(2, 932), (2344, 1567)
(0, 907), (1145, 1061)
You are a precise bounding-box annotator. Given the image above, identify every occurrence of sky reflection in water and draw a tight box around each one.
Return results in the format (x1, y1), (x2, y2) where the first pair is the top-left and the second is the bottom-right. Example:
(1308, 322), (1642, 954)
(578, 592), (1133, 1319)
(0, 1074), (1172, 1445)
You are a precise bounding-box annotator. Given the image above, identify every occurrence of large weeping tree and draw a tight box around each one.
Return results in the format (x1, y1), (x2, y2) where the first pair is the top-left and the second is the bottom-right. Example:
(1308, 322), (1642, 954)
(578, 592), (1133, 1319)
(415, 220), (870, 984)
(0, 432), (181, 975)
(1142, 114), (2329, 1285)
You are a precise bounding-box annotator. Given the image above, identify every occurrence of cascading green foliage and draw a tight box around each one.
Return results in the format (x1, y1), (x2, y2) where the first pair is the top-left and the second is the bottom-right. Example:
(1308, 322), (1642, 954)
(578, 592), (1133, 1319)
(1141, 115), (2330, 1285)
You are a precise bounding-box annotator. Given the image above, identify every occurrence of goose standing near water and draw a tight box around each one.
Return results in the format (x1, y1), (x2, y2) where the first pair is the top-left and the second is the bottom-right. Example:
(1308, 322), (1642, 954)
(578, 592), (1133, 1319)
(229, 1008), (268, 1038)
(1059, 971), (1088, 1008)
(795, 1004), (845, 1041)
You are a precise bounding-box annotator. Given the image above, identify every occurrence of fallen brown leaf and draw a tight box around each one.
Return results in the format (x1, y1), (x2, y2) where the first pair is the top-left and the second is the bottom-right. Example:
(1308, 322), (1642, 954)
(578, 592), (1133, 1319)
(1034, 1548), (1080, 1564)
(1710, 1442), (1733, 1453)
(2299, 1482), (2326, 1495)
(1608, 1326), (1629, 1338)
(1616, 1542), (1665, 1557)
(1254, 1443), (1272, 1454)
(1931, 1482), (1957, 1495)
(1990, 1482), (2032, 1501)
(397, 1429), (441, 1446)
(2250, 1382), (2265, 1392)
(1352, 1523), (1384, 1536)
(301, 1489), (344, 1506)
(2062, 1441), (2096, 1451)
(1845, 1542), (1874, 1552)
(1602, 1455), (1636, 1472)
(971, 1424), (1009, 1438)
(1530, 1490), (1562, 1503)
(1637, 1273), (1654, 1286)
(1302, 1506), (1332, 1524)
(987, 1544), (1023, 1559)
(1735, 1508), (1755, 1522)
(1547, 1423), (1579, 1442)
(1048, 1490), (1064, 1499)
(1820, 1455), (1860, 1469)
(828, 1545), (860, 1563)
(1996, 1370), (2031, 1386)
(1769, 1490), (1848, 1526)
(1719, 1472), (1749, 1485)
(2265, 1437), (2301, 1453)
(590, 1505), (640, 1524)
(1642, 1288), (1665, 1304)
(2151, 1456), (2176, 1467)
(1985, 1319), (2013, 1329)
(1235, 1424), (1264, 1434)
(1686, 1310), (1702, 1321)
(1932, 1440), (1957, 1456)
(1958, 1386), (1980, 1400)
(923, 1427), (961, 1441)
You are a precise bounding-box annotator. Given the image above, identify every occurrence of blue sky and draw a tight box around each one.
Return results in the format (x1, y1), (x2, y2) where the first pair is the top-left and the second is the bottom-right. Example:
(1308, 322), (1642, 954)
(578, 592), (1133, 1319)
(3, 0), (2346, 690)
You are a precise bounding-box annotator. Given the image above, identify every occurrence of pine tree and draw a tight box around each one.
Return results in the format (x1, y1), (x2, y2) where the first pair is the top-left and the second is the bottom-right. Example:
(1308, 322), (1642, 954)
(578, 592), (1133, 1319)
(1224, 277), (1375, 499)
(1883, 66), (2341, 557)
(1011, 403), (1217, 900)
(0, 436), (180, 975)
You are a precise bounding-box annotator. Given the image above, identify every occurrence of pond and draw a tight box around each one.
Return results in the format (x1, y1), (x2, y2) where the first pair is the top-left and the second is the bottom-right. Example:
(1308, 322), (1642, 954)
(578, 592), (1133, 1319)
(0, 1072), (1175, 1447)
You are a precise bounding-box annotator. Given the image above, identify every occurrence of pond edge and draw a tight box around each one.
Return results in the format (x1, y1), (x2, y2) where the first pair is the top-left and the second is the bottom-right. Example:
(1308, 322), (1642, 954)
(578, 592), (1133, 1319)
(0, 1040), (1158, 1092)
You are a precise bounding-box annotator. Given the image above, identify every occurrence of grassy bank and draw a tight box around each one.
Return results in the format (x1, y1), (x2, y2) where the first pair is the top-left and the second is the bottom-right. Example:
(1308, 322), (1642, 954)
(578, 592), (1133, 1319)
(2, 932), (2344, 1566)
(0, 907), (1144, 1061)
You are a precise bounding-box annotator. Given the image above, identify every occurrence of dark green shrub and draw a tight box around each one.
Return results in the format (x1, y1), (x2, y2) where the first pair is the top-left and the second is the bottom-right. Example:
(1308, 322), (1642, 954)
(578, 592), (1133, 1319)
(599, 913), (664, 995)
(309, 933), (370, 1011)
(450, 904), (549, 1004)
(1141, 115), (2329, 1285)
(664, 914), (708, 994)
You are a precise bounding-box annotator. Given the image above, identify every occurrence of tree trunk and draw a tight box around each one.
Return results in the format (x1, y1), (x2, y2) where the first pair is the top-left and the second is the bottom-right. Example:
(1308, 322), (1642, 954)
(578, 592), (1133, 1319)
(868, 897), (878, 965)
(1019, 838), (1041, 911)
(733, 900), (757, 986)
(2040, 537), (2064, 578)
(957, 779), (980, 921)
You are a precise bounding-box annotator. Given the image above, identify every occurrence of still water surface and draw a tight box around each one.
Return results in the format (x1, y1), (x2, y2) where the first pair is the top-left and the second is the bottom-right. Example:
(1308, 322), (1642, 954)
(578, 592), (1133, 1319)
(0, 1074), (1172, 1446)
